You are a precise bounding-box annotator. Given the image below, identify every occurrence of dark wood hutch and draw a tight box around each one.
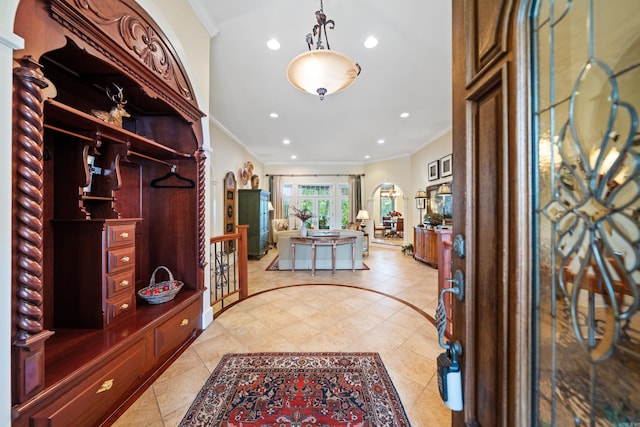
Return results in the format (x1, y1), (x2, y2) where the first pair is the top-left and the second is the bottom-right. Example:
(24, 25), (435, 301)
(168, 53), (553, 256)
(11, 0), (206, 425)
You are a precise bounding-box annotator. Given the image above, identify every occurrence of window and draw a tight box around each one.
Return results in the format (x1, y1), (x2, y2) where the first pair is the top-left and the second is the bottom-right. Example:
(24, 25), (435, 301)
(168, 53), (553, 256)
(379, 184), (397, 218)
(278, 181), (353, 230)
(298, 185), (332, 229)
(339, 184), (349, 229)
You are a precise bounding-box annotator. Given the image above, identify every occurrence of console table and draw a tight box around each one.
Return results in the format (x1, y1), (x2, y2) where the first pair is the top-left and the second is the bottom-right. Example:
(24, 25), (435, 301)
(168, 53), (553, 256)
(291, 236), (356, 275)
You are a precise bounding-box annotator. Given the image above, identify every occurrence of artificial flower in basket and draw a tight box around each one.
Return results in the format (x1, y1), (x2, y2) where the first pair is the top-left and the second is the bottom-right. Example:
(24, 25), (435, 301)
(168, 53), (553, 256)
(138, 266), (184, 304)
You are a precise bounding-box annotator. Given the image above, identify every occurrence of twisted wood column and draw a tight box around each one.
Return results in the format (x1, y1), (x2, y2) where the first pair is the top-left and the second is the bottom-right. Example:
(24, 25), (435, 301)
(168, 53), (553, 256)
(195, 148), (207, 270)
(12, 56), (54, 404)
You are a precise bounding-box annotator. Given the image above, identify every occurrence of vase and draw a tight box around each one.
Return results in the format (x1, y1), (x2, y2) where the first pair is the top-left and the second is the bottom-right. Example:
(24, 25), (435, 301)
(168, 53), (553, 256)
(300, 223), (308, 237)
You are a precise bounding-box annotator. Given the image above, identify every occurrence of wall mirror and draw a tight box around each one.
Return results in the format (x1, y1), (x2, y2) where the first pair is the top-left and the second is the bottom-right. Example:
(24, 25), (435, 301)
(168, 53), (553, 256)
(426, 182), (453, 224)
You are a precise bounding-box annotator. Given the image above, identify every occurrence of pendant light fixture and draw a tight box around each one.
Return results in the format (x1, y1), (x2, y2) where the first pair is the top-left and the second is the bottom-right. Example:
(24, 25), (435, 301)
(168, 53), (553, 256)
(286, 0), (361, 100)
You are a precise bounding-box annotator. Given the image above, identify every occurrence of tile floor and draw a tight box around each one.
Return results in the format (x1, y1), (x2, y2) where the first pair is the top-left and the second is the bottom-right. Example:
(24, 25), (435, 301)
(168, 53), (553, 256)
(113, 243), (452, 426)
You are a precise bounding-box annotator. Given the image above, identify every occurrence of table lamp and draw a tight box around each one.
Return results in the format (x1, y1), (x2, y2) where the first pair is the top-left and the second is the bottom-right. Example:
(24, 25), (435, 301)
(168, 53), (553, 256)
(356, 210), (370, 231)
(415, 190), (427, 227)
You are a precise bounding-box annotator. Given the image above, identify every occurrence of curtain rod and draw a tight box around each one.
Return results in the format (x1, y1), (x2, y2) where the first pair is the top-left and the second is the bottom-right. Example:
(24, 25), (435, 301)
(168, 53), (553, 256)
(266, 174), (365, 177)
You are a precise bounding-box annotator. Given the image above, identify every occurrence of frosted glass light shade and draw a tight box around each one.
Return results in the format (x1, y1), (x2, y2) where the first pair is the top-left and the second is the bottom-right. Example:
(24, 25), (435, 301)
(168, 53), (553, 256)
(286, 50), (360, 99)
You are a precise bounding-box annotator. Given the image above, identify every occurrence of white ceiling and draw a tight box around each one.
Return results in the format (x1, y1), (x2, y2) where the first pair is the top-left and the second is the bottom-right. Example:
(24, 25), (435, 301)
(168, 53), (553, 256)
(190, 0), (452, 165)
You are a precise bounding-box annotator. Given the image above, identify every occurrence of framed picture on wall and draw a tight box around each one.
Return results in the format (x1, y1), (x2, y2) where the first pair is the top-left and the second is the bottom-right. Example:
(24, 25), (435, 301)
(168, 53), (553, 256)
(428, 160), (439, 181)
(440, 154), (452, 178)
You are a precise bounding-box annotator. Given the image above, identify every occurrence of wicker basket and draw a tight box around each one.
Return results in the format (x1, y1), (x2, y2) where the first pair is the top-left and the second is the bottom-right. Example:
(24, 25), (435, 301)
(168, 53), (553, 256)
(138, 266), (183, 304)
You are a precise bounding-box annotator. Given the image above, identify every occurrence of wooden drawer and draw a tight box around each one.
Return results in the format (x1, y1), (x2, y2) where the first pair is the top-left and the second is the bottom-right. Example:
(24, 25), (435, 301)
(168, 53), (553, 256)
(155, 299), (201, 358)
(106, 246), (135, 273)
(106, 292), (135, 324)
(106, 223), (136, 248)
(106, 269), (134, 298)
(32, 342), (145, 427)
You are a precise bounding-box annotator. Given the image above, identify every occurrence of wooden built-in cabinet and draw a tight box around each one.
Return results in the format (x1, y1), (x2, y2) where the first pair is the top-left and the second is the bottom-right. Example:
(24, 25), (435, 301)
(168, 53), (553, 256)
(238, 189), (270, 259)
(414, 227), (452, 270)
(414, 226), (439, 267)
(11, 0), (207, 425)
(53, 220), (138, 329)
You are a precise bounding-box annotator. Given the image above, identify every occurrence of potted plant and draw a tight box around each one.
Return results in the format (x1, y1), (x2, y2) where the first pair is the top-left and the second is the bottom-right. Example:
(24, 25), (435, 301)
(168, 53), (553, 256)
(401, 243), (414, 255)
(423, 212), (444, 227)
(289, 206), (315, 236)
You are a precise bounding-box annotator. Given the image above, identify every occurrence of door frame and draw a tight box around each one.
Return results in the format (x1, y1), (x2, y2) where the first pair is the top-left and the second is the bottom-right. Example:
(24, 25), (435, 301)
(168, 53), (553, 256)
(451, 1), (534, 425)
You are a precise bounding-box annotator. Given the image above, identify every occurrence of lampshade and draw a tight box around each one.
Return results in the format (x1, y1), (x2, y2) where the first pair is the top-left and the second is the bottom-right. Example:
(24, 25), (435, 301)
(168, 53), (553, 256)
(415, 190), (427, 199)
(268, 201), (275, 211)
(286, 0), (361, 100)
(437, 183), (452, 195)
(356, 210), (370, 220)
(287, 51), (360, 99)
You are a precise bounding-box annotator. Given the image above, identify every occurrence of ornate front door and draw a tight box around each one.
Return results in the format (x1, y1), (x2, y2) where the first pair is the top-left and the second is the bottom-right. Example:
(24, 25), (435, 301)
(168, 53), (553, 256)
(451, 0), (639, 426)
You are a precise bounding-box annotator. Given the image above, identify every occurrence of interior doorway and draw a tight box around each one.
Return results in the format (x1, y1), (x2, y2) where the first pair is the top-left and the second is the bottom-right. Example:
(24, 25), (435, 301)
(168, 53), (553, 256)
(367, 183), (409, 246)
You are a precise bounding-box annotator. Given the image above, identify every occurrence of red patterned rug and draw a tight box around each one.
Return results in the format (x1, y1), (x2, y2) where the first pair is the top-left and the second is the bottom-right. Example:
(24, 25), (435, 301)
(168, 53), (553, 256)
(179, 352), (411, 426)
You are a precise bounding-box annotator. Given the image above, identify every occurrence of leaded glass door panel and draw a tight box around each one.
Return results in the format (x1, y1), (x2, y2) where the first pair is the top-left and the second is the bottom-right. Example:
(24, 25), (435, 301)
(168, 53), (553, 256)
(532, 1), (640, 425)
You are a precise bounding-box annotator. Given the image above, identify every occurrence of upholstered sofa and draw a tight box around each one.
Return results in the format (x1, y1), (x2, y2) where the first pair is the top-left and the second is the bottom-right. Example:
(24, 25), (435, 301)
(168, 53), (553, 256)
(277, 229), (365, 271)
(271, 218), (290, 246)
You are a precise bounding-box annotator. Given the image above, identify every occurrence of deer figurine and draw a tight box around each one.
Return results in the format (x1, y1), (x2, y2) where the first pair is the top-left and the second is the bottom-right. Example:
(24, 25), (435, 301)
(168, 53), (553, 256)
(91, 83), (131, 127)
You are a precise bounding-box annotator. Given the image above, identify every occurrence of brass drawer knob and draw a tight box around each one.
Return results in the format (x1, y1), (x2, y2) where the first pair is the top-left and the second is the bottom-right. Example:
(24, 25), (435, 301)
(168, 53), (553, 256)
(120, 303), (129, 310)
(119, 232), (129, 239)
(121, 256), (130, 263)
(119, 280), (129, 287)
(96, 379), (114, 393)
(180, 318), (188, 326)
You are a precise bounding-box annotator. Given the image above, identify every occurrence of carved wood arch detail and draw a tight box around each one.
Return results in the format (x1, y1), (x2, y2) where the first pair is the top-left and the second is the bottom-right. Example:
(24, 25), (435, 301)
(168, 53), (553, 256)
(49, 0), (205, 123)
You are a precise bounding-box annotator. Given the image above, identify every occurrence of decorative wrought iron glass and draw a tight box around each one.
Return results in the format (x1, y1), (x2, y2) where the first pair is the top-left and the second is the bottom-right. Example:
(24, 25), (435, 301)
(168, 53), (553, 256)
(532, 0), (640, 425)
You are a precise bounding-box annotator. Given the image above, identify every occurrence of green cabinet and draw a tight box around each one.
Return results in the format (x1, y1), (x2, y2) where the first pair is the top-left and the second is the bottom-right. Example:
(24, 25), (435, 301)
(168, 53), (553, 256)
(238, 189), (270, 259)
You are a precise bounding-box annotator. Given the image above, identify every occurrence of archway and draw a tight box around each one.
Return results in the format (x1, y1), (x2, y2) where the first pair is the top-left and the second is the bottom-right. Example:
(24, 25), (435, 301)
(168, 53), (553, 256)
(365, 182), (409, 245)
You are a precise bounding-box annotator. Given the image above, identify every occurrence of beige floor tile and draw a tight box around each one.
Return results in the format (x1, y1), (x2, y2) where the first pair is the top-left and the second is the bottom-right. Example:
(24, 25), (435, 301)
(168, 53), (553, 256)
(112, 387), (162, 427)
(153, 364), (211, 417)
(115, 244), (452, 426)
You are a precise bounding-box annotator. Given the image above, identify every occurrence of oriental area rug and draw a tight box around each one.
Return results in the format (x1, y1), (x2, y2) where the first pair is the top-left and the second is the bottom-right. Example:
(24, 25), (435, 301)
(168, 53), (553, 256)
(266, 256), (369, 271)
(179, 352), (411, 427)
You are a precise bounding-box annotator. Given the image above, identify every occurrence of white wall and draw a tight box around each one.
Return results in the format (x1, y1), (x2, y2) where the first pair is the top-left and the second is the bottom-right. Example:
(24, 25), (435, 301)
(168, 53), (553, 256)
(362, 128), (454, 240)
(210, 123), (265, 235)
(411, 130), (454, 190)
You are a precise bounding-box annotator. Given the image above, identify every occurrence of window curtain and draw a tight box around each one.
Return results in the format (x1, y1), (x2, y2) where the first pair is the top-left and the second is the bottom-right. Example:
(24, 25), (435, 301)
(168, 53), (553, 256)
(348, 175), (362, 222)
(269, 175), (283, 218)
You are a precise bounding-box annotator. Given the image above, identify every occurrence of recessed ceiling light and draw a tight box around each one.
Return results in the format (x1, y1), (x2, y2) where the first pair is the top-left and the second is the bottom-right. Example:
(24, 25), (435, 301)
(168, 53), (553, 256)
(283, 139), (290, 145)
(400, 112), (410, 118)
(270, 112), (279, 118)
(365, 155), (371, 159)
(290, 155), (297, 159)
(377, 139), (385, 144)
(364, 36), (378, 49)
(267, 39), (280, 50)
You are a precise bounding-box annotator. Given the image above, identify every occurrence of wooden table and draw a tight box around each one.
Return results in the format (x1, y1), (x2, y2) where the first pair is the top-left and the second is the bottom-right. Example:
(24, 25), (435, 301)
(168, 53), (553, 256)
(290, 235), (356, 275)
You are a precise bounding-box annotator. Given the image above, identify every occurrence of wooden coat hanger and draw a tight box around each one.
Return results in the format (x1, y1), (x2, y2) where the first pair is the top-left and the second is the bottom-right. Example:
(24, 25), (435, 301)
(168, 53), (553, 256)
(150, 165), (195, 188)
